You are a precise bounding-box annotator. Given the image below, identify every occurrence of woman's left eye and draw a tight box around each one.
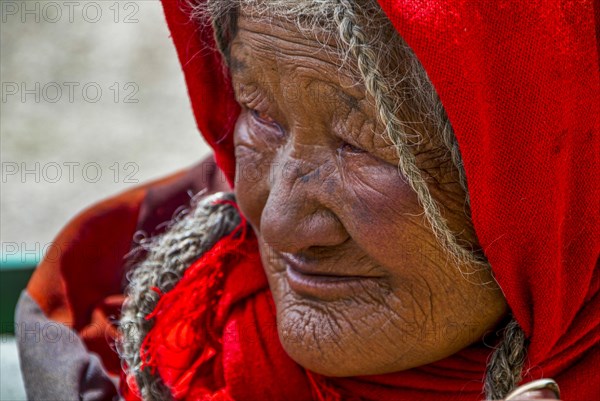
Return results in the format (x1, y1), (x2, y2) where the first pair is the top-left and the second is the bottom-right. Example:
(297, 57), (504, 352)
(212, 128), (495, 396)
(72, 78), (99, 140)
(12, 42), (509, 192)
(339, 141), (366, 154)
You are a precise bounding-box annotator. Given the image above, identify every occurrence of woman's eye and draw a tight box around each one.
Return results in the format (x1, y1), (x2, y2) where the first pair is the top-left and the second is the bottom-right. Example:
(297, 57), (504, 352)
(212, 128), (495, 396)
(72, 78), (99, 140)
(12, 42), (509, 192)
(339, 141), (366, 154)
(250, 108), (277, 126)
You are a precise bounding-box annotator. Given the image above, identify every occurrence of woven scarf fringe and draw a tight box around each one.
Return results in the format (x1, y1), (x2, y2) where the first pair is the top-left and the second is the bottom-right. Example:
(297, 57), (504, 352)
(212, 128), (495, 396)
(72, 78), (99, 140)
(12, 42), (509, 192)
(128, 197), (347, 400)
(139, 202), (250, 399)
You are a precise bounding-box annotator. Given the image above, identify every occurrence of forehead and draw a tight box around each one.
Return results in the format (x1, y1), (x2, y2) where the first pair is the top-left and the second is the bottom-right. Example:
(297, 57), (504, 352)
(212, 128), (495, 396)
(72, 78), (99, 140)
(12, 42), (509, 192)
(235, 2), (340, 50)
(230, 7), (364, 93)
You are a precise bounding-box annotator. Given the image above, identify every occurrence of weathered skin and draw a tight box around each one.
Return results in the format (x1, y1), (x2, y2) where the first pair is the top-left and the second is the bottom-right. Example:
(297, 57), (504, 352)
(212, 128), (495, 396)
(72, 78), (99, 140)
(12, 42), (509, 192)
(230, 8), (507, 377)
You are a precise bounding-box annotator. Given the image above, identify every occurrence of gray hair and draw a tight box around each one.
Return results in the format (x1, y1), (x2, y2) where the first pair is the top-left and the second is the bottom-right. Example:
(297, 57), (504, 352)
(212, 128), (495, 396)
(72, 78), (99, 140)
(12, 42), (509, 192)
(119, 192), (241, 401)
(120, 1), (527, 399)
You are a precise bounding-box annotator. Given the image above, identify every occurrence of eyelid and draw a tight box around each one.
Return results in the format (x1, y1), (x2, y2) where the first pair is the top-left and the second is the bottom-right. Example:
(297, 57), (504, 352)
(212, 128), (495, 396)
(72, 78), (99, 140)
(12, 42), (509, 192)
(333, 110), (374, 154)
(235, 84), (263, 109)
(247, 107), (285, 135)
(234, 84), (275, 118)
(250, 108), (276, 124)
(339, 140), (367, 154)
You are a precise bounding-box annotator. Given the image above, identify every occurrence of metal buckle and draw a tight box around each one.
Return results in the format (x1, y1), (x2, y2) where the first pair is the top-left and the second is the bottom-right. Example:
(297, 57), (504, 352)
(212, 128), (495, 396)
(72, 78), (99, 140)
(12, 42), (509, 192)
(505, 378), (560, 400)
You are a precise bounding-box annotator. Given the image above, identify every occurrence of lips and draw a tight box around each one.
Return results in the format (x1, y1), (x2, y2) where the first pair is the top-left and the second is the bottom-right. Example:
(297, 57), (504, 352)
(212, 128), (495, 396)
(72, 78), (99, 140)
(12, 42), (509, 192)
(280, 252), (385, 301)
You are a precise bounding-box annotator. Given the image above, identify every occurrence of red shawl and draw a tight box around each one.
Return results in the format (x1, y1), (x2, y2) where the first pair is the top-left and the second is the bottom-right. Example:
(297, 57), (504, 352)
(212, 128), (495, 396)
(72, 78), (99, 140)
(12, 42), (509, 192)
(125, 1), (600, 400)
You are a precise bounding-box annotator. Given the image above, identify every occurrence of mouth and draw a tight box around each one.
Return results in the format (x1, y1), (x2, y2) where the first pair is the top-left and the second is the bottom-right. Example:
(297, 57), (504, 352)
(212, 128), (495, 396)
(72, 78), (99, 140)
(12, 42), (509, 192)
(281, 253), (384, 301)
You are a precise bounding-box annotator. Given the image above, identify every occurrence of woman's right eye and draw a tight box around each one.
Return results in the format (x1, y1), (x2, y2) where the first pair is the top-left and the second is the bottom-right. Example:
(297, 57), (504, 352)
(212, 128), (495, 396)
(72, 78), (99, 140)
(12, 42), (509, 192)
(249, 108), (278, 126)
(247, 108), (285, 137)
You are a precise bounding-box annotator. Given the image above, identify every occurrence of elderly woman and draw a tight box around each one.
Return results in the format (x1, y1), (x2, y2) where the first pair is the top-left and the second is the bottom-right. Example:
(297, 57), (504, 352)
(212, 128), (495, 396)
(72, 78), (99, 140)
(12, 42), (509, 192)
(16, 0), (598, 400)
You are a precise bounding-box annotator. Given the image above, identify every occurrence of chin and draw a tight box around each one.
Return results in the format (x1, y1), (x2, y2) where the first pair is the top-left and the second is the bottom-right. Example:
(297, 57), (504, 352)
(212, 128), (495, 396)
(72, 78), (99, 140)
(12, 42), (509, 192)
(272, 282), (425, 377)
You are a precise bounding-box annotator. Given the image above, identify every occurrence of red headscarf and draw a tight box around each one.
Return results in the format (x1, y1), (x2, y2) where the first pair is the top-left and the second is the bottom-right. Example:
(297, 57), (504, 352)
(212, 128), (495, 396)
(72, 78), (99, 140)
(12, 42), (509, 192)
(128, 1), (600, 400)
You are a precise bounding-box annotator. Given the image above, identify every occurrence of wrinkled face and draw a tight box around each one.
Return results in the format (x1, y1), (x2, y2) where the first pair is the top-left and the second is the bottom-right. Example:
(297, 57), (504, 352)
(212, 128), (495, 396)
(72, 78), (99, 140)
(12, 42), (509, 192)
(231, 9), (507, 376)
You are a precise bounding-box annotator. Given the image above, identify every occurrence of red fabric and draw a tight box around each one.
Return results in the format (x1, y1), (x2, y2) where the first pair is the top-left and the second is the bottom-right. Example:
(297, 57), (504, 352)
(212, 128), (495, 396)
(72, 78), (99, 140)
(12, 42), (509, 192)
(376, 1), (600, 399)
(27, 167), (185, 375)
(26, 157), (228, 376)
(128, 0), (600, 400)
(136, 216), (314, 401)
(161, 2), (239, 185)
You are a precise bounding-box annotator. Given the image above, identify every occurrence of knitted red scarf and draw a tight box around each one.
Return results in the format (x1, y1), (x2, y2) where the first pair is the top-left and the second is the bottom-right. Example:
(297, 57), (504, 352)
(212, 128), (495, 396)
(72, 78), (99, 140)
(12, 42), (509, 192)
(124, 1), (600, 400)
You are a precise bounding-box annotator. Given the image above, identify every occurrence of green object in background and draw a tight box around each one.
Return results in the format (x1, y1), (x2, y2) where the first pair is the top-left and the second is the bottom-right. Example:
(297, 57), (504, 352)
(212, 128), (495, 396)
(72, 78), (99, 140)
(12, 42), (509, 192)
(0, 256), (37, 334)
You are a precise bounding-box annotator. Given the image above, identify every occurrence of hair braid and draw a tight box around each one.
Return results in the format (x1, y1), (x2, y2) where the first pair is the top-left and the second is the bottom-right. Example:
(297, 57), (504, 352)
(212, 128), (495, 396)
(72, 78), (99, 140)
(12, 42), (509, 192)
(119, 192), (241, 401)
(331, 4), (529, 398)
(484, 318), (528, 400)
(439, 115), (469, 197)
(332, 0), (482, 268)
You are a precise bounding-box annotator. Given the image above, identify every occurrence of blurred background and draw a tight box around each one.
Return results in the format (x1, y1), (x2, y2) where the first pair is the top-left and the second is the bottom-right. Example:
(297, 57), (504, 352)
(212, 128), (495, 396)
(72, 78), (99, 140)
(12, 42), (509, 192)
(1, 1), (210, 398)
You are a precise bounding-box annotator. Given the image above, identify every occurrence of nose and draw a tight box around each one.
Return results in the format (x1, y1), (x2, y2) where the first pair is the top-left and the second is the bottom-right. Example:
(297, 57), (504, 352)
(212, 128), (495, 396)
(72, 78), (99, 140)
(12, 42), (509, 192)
(259, 156), (348, 254)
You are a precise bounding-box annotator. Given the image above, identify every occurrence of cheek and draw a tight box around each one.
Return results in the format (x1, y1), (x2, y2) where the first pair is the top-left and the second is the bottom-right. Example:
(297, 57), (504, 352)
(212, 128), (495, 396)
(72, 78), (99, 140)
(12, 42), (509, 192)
(333, 161), (478, 315)
(233, 115), (275, 229)
(335, 159), (436, 268)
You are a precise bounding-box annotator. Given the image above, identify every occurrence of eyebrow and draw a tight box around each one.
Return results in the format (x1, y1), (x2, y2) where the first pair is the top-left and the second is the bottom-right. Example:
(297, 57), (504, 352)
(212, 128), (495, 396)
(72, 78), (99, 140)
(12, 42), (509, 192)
(229, 57), (248, 74)
(314, 80), (362, 112)
(338, 90), (360, 111)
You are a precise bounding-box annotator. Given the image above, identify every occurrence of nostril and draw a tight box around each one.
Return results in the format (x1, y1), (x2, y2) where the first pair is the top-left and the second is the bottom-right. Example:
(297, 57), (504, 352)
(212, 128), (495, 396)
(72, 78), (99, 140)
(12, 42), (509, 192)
(260, 205), (349, 254)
